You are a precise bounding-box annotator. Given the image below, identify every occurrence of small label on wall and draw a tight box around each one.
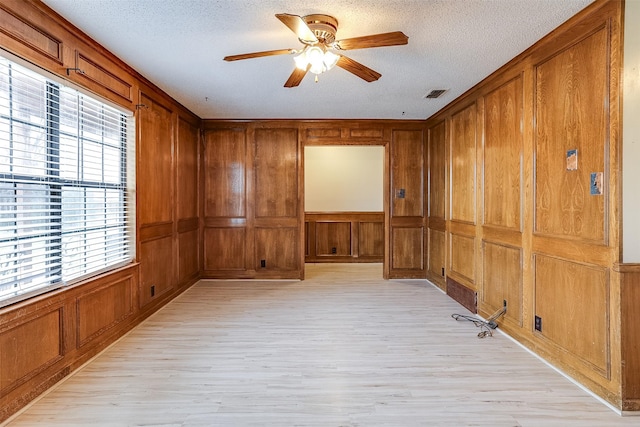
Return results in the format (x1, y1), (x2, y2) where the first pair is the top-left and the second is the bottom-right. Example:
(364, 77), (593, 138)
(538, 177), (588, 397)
(566, 149), (578, 170)
(590, 172), (603, 195)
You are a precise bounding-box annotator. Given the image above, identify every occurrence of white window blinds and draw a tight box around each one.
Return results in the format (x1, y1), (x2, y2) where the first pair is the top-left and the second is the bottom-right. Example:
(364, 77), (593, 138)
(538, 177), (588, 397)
(0, 54), (134, 307)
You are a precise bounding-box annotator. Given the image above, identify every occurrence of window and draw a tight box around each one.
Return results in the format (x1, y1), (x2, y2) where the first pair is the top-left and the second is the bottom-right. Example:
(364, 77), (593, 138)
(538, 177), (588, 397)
(0, 54), (134, 307)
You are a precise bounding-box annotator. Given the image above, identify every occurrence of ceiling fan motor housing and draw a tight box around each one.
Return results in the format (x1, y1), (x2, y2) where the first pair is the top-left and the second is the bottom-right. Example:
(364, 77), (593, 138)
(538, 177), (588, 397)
(303, 14), (338, 44)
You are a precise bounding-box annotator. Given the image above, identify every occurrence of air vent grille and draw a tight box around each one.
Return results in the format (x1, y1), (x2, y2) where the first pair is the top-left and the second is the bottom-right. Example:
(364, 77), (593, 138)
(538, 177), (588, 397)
(424, 89), (448, 99)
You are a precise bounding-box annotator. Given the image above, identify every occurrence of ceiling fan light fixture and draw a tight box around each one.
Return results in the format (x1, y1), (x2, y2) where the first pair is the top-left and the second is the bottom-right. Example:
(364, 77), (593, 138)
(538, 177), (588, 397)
(307, 46), (325, 74)
(294, 45), (340, 75)
(293, 49), (309, 70)
(323, 50), (340, 70)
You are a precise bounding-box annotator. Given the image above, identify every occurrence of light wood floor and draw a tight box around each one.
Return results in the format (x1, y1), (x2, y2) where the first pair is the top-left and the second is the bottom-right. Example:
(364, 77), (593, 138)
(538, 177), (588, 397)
(4, 264), (638, 426)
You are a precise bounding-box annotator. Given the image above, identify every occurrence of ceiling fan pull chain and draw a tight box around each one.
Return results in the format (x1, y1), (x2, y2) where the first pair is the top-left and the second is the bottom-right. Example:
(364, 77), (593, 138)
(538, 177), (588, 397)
(315, 75), (319, 83)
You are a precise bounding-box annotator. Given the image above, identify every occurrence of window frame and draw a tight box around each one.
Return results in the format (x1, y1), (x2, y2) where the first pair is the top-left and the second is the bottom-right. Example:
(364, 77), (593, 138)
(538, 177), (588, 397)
(0, 51), (135, 308)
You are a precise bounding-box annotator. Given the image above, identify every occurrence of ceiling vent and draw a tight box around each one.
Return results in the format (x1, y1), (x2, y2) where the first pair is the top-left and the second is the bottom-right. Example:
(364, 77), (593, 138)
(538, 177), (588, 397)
(424, 89), (448, 99)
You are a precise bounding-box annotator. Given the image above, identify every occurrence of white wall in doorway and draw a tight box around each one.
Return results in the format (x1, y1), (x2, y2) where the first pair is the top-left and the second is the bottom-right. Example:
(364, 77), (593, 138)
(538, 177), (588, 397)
(304, 146), (384, 212)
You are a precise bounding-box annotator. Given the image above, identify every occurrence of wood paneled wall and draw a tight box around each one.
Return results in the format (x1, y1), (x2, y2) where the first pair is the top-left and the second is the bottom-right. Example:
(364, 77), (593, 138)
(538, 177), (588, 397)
(305, 212), (384, 263)
(0, 0), (201, 421)
(425, 0), (636, 411)
(202, 121), (425, 280)
(389, 129), (427, 278)
(202, 123), (303, 279)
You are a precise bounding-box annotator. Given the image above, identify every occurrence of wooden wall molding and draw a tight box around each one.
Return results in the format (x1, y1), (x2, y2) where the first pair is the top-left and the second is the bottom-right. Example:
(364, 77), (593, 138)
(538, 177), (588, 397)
(305, 212), (384, 263)
(425, 0), (628, 411)
(0, 4), (63, 64)
(75, 50), (133, 102)
(0, 1), (202, 421)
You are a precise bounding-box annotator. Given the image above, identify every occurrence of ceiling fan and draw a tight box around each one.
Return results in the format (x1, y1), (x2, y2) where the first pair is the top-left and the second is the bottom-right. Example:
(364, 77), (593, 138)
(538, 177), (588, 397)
(223, 13), (409, 87)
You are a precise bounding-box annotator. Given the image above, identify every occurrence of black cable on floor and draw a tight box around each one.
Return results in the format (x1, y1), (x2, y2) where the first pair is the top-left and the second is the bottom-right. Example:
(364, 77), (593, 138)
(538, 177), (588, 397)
(452, 305), (506, 338)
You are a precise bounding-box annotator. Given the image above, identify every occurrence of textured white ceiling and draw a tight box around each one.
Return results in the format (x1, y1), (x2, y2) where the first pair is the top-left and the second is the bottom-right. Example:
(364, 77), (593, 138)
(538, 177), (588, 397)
(42, 0), (593, 120)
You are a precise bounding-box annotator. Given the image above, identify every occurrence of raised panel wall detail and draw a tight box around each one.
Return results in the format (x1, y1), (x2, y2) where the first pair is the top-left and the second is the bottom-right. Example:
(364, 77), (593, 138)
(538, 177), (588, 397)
(391, 227), (424, 270)
(204, 228), (246, 271)
(359, 221), (384, 257)
(449, 233), (475, 285)
(391, 130), (424, 217)
(177, 118), (199, 221)
(428, 120), (446, 219)
(76, 277), (133, 347)
(0, 308), (62, 393)
(315, 222), (351, 256)
(204, 129), (246, 218)
(137, 94), (173, 226)
(75, 52), (132, 101)
(255, 228), (299, 271)
(535, 255), (609, 374)
(534, 28), (608, 242)
(428, 229), (446, 281)
(450, 104), (477, 224)
(178, 229), (199, 282)
(483, 77), (523, 230)
(139, 236), (174, 306)
(482, 242), (522, 324)
(0, 6), (61, 63)
(254, 128), (298, 218)
(305, 212), (384, 262)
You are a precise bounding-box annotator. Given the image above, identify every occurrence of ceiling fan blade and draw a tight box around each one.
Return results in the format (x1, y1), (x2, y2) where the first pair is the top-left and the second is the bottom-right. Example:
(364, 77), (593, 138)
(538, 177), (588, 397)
(224, 48), (294, 61)
(276, 13), (318, 44)
(284, 65), (310, 88)
(336, 55), (381, 82)
(335, 31), (408, 50)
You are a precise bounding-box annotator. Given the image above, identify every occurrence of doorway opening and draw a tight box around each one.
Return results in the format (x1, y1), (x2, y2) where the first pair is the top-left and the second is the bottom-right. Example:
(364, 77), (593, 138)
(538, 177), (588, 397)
(303, 145), (386, 277)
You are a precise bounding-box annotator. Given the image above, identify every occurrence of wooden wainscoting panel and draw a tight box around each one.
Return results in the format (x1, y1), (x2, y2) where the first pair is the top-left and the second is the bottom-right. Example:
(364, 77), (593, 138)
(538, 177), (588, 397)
(449, 232), (475, 286)
(255, 227), (299, 272)
(203, 228), (246, 271)
(137, 94), (173, 226)
(305, 213), (384, 262)
(616, 263), (640, 410)
(450, 103), (477, 224)
(0, 5), (62, 63)
(76, 276), (134, 348)
(349, 127), (384, 139)
(75, 51), (132, 101)
(315, 222), (351, 256)
(178, 229), (199, 283)
(139, 222), (172, 242)
(139, 236), (174, 307)
(391, 130), (424, 217)
(534, 255), (609, 375)
(204, 128), (246, 218)
(428, 229), (446, 283)
(305, 221), (311, 257)
(391, 227), (424, 270)
(0, 308), (63, 394)
(306, 127), (341, 140)
(481, 241), (522, 325)
(254, 128), (298, 219)
(428, 120), (446, 219)
(177, 117), (199, 221)
(359, 221), (384, 257)
(534, 27), (608, 242)
(483, 76), (523, 230)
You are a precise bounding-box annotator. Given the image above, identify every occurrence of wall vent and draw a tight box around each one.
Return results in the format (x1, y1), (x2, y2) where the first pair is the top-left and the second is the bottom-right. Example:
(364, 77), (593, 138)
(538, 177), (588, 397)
(424, 89), (448, 99)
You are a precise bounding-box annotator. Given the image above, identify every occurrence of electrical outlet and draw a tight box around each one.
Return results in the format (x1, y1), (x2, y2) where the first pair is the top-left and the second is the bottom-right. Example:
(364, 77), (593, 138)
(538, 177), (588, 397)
(150, 285), (155, 297)
(331, 247), (337, 254)
(503, 299), (507, 309)
(534, 315), (542, 332)
(398, 188), (405, 198)
(441, 267), (445, 276)
(260, 259), (266, 268)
